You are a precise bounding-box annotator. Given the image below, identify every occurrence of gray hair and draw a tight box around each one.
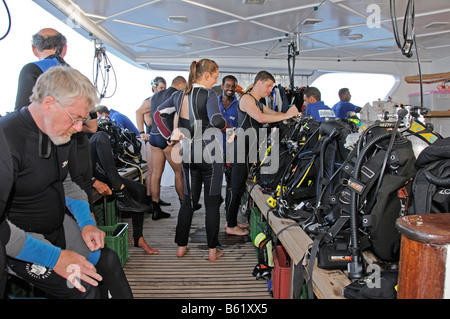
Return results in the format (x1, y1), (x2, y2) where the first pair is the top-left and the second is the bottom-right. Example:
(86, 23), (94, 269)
(30, 66), (99, 111)
(32, 32), (67, 52)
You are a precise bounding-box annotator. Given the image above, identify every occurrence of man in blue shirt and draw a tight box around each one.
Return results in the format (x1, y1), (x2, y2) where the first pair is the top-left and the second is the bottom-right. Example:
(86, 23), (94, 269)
(332, 88), (361, 118)
(218, 75), (239, 149)
(303, 87), (336, 122)
(95, 105), (140, 136)
(218, 75), (239, 213)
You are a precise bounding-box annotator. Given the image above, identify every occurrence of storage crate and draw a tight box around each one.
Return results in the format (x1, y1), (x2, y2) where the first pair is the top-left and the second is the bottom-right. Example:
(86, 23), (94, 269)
(94, 197), (119, 226)
(272, 246), (291, 299)
(99, 223), (129, 267)
(409, 91), (450, 111)
(250, 206), (267, 243)
(6, 277), (46, 299)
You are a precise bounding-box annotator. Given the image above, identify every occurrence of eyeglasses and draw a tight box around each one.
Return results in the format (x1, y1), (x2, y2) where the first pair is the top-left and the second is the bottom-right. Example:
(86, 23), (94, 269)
(54, 99), (90, 125)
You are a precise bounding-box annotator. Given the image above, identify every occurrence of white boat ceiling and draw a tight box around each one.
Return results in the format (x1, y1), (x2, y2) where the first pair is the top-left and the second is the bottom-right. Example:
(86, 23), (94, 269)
(33, 0), (450, 76)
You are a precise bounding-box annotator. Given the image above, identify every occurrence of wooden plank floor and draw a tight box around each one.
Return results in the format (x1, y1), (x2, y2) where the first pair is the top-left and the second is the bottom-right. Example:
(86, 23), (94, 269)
(121, 186), (273, 299)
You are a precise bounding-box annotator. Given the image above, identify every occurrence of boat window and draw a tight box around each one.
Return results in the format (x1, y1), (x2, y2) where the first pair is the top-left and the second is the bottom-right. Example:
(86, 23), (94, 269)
(311, 73), (397, 108)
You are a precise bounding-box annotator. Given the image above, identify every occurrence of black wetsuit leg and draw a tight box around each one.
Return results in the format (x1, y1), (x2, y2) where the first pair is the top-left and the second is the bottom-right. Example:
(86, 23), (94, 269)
(95, 247), (133, 299)
(89, 131), (122, 191)
(226, 139), (250, 228)
(175, 159), (222, 249)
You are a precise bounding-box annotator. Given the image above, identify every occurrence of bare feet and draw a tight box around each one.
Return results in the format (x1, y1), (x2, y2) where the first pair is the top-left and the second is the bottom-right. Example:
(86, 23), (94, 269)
(132, 237), (159, 255)
(226, 226), (250, 236)
(177, 246), (190, 257)
(225, 222), (249, 229)
(209, 248), (224, 261)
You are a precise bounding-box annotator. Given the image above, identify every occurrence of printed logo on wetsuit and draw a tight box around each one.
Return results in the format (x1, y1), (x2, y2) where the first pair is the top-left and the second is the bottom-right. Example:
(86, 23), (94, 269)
(26, 263), (52, 280)
(318, 110), (336, 118)
(61, 160), (68, 168)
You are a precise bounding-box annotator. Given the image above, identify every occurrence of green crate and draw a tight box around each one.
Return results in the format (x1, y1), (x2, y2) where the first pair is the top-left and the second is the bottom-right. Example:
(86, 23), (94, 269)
(6, 277), (46, 299)
(94, 197), (118, 226)
(250, 206), (267, 244)
(99, 223), (129, 267)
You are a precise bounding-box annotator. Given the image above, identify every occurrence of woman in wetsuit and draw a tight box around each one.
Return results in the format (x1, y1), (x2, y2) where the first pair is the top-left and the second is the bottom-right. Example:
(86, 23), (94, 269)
(154, 59), (229, 261)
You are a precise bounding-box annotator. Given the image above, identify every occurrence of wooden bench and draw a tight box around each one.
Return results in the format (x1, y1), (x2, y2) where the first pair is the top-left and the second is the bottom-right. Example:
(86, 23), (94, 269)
(247, 181), (376, 299)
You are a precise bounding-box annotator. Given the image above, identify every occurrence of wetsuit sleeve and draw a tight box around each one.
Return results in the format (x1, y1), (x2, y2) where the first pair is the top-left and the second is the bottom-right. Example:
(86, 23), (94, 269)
(206, 90), (230, 132)
(64, 142), (96, 230)
(15, 63), (43, 110)
(154, 93), (177, 139)
(3, 220), (61, 269)
(64, 174), (96, 231)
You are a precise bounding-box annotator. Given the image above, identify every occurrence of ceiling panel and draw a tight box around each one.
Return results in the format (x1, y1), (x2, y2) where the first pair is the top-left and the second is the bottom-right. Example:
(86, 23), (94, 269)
(33, 0), (450, 74)
(72, 0), (154, 18)
(101, 19), (173, 45)
(183, 0), (319, 20)
(187, 21), (282, 46)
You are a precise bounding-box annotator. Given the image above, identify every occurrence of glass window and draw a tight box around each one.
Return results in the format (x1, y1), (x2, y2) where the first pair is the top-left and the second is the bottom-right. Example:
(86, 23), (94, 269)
(311, 72), (398, 108)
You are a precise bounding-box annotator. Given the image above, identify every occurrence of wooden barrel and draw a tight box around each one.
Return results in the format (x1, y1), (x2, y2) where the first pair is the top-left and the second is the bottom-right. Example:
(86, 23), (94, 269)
(396, 214), (450, 299)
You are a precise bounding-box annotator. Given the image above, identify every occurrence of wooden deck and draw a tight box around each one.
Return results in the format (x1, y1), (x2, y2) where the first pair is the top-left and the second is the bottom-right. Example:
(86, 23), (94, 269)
(121, 186), (272, 299)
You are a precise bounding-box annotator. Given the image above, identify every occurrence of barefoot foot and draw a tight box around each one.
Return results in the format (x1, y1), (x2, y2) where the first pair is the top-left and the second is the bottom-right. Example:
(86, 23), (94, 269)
(225, 222), (249, 229)
(177, 246), (190, 257)
(226, 226), (250, 236)
(209, 248), (224, 261)
(133, 237), (159, 255)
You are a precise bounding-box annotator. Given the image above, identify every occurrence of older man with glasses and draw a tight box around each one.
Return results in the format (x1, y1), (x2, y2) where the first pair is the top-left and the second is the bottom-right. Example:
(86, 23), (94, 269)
(0, 66), (133, 299)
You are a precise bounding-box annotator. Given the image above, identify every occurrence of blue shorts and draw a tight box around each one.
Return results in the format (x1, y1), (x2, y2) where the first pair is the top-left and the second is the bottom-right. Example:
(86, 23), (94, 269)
(149, 133), (168, 150)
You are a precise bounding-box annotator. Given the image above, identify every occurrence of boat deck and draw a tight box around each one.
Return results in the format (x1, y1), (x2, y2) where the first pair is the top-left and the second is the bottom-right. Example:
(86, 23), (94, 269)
(121, 186), (272, 299)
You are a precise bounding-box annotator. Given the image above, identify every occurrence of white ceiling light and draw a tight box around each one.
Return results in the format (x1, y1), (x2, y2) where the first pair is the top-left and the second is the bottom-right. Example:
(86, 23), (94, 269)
(242, 0), (266, 4)
(177, 42), (192, 47)
(375, 46), (391, 50)
(168, 16), (188, 23)
(347, 33), (363, 40)
(302, 18), (323, 25)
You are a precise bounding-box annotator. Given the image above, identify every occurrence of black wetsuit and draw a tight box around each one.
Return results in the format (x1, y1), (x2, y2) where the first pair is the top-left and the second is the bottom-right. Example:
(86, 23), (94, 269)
(149, 86), (177, 149)
(8, 55), (132, 298)
(226, 93), (264, 228)
(155, 86), (229, 248)
(15, 55), (67, 110)
(0, 126), (13, 298)
(0, 108), (132, 299)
